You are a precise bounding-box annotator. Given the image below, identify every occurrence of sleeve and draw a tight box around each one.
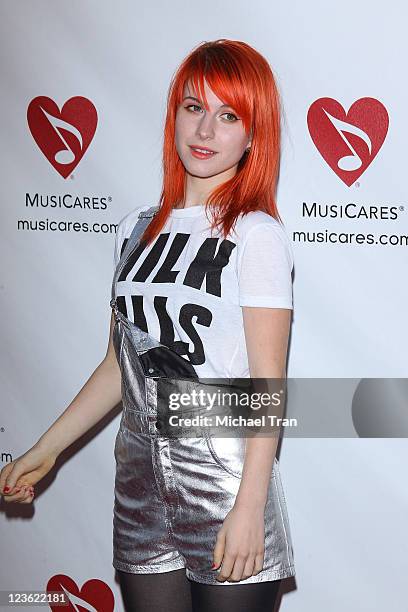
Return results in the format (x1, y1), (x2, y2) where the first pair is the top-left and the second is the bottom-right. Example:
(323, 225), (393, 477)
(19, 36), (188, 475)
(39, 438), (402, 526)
(237, 222), (294, 309)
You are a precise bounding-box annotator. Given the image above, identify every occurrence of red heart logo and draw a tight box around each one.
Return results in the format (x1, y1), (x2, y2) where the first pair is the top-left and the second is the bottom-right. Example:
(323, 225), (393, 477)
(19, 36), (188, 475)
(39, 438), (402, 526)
(47, 574), (114, 611)
(27, 96), (98, 178)
(307, 97), (389, 186)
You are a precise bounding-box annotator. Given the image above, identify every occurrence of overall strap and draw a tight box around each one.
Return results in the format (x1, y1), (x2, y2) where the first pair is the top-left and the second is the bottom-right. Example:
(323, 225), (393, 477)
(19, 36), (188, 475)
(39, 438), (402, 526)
(110, 204), (159, 302)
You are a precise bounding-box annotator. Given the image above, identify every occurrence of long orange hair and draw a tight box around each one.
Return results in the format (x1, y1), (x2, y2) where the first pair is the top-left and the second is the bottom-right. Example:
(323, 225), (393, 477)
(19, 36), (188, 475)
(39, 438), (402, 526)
(141, 38), (282, 246)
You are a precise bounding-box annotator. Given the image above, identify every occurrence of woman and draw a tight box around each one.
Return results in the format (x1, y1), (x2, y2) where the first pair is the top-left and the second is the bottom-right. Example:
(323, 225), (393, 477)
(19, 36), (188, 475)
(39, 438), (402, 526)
(1, 39), (295, 611)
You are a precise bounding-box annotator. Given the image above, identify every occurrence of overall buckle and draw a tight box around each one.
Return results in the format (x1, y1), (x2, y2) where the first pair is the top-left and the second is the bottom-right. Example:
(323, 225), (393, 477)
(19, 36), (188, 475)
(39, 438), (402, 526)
(110, 298), (120, 321)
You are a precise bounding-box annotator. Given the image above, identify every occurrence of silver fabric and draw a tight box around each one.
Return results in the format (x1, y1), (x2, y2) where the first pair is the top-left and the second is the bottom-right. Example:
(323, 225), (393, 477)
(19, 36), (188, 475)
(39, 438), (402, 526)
(110, 207), (296, 585)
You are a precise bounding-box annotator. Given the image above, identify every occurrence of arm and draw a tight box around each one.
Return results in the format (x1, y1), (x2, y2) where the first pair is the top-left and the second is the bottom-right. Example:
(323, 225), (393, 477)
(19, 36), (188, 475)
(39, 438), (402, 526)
(36, 311), (122, 457)
(234, 306), (291, 510)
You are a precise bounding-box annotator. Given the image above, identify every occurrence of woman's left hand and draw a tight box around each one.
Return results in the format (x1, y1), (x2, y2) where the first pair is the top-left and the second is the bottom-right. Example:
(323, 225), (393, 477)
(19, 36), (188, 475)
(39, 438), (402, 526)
(212, 503), (265, 582)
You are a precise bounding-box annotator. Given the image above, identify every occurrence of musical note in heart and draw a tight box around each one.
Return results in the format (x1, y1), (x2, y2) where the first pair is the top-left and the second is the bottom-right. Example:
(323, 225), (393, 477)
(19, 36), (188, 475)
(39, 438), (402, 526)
(322, 108), (372, 172)
(27, 96), (98, 178)
(39, 107), (83, 165)
(307, 97), (389, 186)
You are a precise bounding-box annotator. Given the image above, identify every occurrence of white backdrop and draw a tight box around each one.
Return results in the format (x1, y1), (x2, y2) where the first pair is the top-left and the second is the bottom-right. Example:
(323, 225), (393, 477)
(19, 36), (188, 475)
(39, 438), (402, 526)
(1, 1), (407, 610)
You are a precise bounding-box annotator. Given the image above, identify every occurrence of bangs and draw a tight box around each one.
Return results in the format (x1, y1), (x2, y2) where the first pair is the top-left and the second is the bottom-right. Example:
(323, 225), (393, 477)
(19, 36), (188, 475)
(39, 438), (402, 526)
(179, 51), (253, 137)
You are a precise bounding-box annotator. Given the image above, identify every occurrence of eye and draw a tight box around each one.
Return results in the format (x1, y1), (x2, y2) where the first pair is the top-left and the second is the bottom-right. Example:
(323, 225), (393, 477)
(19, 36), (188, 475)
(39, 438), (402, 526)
(221, 112), (239, 122)
(185, 104), (203, 113)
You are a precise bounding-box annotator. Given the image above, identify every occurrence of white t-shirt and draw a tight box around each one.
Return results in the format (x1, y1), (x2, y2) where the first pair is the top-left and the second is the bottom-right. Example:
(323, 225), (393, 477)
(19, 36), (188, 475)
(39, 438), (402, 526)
(113, 204), (294, 379)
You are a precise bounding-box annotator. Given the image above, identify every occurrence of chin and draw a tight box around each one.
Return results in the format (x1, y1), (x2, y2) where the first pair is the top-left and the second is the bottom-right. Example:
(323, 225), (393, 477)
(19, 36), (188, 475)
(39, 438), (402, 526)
(185, 167), (219, 179)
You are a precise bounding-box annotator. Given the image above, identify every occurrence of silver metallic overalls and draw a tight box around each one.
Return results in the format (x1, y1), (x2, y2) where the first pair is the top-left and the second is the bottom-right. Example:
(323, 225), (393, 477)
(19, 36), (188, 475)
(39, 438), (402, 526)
(110, 205), (296, 585)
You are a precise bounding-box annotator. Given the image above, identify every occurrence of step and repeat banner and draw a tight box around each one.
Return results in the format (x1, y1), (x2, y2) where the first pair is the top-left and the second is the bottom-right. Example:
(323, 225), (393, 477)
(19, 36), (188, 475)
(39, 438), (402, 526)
(1, 1), (407, 610)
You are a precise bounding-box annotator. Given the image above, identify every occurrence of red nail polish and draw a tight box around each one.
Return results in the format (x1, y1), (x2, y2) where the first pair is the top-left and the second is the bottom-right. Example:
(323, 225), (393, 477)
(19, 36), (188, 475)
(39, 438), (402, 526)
(211, 563), (218, 570)
(3, 486), (10, 493)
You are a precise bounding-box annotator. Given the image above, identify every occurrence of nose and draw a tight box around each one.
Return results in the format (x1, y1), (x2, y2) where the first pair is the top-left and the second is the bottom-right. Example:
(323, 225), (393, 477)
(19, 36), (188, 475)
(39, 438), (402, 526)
(196, 113), (215, 141)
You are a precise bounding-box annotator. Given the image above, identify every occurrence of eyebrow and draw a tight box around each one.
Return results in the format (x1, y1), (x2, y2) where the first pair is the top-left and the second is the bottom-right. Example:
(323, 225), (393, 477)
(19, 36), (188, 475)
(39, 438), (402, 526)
(182, 95), (232, 109)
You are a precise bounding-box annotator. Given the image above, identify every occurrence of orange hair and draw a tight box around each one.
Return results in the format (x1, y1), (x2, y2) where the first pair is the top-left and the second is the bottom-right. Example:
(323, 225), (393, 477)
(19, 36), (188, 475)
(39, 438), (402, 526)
(141, 38), (282, 246)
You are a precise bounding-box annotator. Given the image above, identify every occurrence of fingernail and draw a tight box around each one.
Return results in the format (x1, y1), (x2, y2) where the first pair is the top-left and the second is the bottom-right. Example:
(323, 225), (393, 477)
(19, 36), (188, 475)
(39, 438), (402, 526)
(3, 486), (10, 493)
(210, 563), (218, 570)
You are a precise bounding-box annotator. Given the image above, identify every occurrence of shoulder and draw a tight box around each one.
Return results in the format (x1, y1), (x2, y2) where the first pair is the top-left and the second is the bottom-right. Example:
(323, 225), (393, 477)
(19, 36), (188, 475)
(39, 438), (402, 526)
(234, 211), (294, 267)
(117, 203), (154, 230)
(115, 204), (153, 240)
(234, 210), (286, 237)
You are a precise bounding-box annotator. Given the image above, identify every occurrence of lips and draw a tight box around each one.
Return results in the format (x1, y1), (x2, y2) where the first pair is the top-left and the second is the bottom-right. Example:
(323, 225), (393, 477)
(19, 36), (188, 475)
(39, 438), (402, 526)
(189, 145), (217, 159)
(189, 145), (217, 153)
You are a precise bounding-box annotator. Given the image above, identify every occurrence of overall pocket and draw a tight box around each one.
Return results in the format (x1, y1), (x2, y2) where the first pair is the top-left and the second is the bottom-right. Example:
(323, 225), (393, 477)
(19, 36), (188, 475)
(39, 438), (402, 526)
(204, 432), (246, 479)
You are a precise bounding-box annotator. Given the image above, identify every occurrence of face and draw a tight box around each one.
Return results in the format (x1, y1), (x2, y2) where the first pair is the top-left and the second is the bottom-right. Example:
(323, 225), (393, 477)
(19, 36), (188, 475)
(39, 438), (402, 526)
(174, 79), (252, 183)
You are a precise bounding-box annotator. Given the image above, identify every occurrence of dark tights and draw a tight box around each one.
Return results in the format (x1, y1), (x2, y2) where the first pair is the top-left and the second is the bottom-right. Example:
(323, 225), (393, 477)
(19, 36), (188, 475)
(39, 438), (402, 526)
(117, 568), (281, 612)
